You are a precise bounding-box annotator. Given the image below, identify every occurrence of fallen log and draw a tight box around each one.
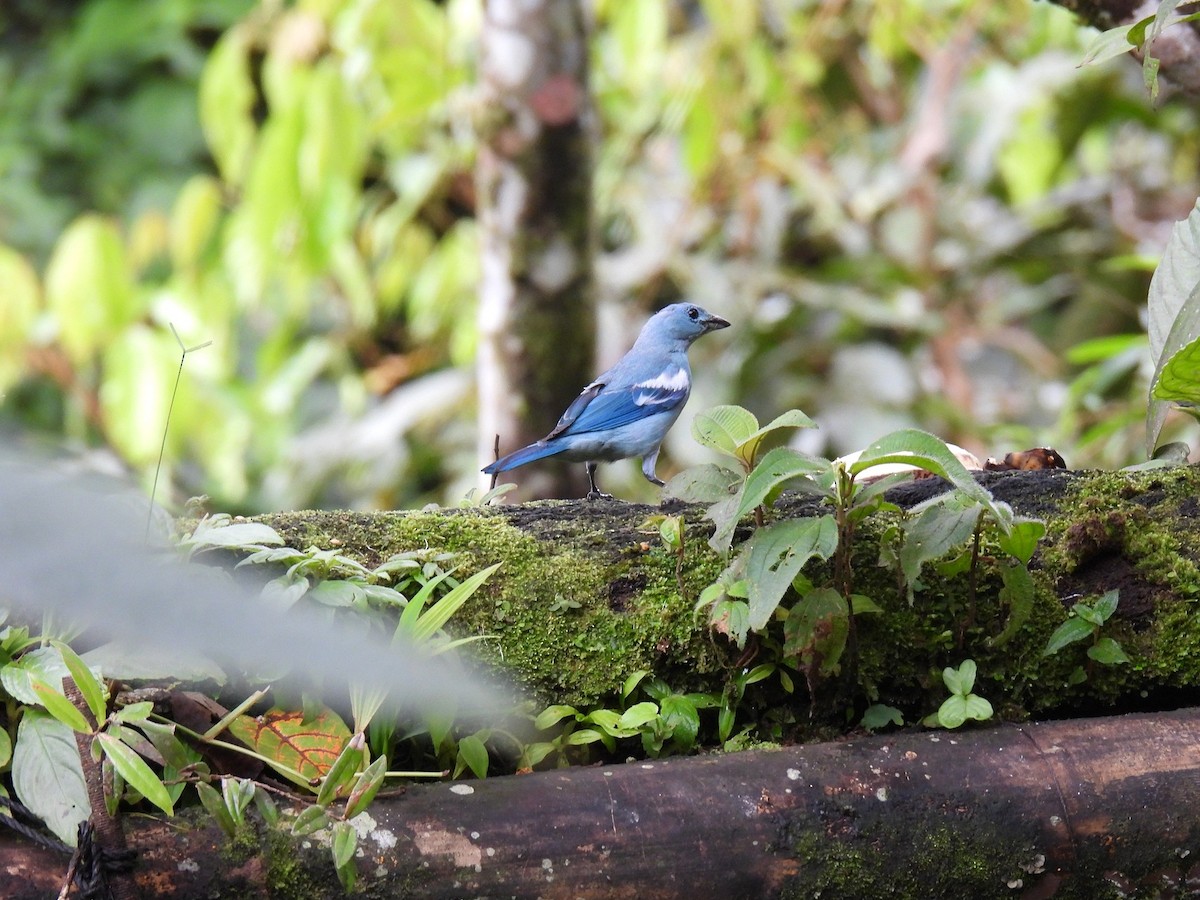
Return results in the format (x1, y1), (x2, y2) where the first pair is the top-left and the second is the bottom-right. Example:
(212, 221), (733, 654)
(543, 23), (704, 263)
(2, 706), (1198, 898)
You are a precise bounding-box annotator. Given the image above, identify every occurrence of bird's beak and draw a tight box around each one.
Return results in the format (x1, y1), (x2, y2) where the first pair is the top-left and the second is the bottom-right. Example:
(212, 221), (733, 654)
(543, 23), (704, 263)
(705, 313), (731, 332)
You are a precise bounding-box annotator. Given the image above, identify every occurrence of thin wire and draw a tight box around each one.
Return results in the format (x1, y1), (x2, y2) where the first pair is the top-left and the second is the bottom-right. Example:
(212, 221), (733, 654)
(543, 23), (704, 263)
(145, 323), (212, 541)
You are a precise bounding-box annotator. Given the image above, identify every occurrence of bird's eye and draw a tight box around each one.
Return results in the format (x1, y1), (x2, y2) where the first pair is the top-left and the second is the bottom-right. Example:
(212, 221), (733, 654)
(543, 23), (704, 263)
(687, 307), (699, 320)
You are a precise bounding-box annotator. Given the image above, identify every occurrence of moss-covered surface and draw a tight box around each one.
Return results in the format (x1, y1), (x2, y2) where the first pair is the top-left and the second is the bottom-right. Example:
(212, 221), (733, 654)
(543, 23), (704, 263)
(251, 466), (1200, 723)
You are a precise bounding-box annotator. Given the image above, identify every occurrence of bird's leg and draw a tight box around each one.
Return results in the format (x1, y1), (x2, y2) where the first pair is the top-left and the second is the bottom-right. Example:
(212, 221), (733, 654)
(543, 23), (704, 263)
(585, 462), (613, 501)
(641, 451), (665, 487)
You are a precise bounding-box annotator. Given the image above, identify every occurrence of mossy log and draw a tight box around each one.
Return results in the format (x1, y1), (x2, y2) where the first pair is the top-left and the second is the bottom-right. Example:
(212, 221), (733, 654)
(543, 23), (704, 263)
(251, 467), (1200, 721)
(2, 706), (1199, 898)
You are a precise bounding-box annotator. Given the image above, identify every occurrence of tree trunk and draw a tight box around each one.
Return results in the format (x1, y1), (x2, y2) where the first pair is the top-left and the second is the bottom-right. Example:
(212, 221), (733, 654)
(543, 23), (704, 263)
(476, 0), (596, 499)
(3, 707), (1199, 898)
(254, 466), (1200, 720)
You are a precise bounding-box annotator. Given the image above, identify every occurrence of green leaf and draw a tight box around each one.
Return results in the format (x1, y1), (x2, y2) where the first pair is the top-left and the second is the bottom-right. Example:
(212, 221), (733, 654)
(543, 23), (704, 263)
(663, 463), (743, 505)
(850, 430), (1006, 528)
(196, 781), (236, 836)
(621, 671), (650, 702)
(1088, 637), (1130, 665)
(51, 641), (107, 723)
(316, 733), (366, 807)
(96, 732), (174, 815)
(692, 405), (760, 459)
(900, 503), (981, 603)
(1154, 336), (1200, 406)
(199, 26), (257, 186)
(345, 756), (388, 819)
(291, 804), (331, 836)
(617, 702), (660, 730)
(992, 563), (1035, 648)
(1146, 199), (1200, 454)
(734, 409), (819, 469)
(1078, 22), (1136, 68)
(860, 704), (903, 731)
(31, 681), (92, 734)
(0, 728), (11, 768)
(735, 447), (830, 523)
(996, 519), (1046, 565)
(183, 519), (285, 550)
(401, 564), (500, 645)
(332, 819), (358, 889)
(456, 733), (490, 779)
(1, 647), (71, 705)
(659, 695), (700, 751)
(937, 695), (968, 729)
(44, 215), (138, 364)
(943, 659), (977, 696)
(742, 516), (838, 630)
(783, 588), (849, 675)
(1093, 589), (1120, 622)
(1043, 618), (1095, 656)
(963, 695), (994, 722)
(12, 711), (90, 847)
(534, 705), (580, 731)
(1073, 602), (1105, 627)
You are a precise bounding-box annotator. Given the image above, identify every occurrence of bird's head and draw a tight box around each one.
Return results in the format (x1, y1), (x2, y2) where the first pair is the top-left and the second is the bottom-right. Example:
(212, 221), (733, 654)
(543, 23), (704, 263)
(643, 302), (731, 344)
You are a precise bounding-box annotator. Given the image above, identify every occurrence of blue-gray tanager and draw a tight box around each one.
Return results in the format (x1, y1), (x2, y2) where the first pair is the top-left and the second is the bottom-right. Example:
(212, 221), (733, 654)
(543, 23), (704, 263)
(483, 303), (730, 498)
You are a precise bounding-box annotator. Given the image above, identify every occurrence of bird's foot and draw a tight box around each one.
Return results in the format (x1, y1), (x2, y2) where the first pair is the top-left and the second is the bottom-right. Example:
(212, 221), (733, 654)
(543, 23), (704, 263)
(586, 490), (615, 501)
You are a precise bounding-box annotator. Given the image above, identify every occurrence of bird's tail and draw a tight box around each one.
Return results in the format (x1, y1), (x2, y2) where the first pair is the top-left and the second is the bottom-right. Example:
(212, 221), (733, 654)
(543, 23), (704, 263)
(482, 440), (560, 475)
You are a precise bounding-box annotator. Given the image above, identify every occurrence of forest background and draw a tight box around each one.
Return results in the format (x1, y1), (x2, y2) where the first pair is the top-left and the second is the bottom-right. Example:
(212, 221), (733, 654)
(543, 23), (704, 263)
(2, 0), (1198, 513)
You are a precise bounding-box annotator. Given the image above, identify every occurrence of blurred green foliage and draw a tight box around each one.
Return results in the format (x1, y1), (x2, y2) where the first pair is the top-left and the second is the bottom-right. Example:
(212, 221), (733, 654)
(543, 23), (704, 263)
(1, 0), (1197, 512)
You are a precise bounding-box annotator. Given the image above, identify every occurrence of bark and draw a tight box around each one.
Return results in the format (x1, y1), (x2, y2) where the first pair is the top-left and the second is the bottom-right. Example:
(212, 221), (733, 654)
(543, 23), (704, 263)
(1051, 0), (1200, 98)
(2, 707), (1199, 898)
(476, 0), (596, 499)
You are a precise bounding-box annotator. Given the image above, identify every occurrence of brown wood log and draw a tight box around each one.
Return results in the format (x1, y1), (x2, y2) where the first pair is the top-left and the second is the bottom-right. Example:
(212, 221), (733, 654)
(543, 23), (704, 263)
(2, 706), (1198, 898)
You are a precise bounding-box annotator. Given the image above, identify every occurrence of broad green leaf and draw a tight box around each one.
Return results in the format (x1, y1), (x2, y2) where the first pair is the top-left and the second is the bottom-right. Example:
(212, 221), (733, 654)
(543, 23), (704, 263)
(663, 463), (742, 505)
(1043, 618), (1095, 656)
(31, 681), (91, 734)
(12, 712), (90, 846)
(199, 26), (257, 185)
(617, 702), (660, 730)
(943, 659), (977, 696)
(51, 641), (107, 723)
(659, 695), (700, 751)
(1153, 336), (1200, 406)
(45, 215), (138, 364)
(734, 409), (819, 469)
(0, 728), (11, 768)
(996, 519), (1046, 565)
(1146, 199), (1200, 454)
(1093, 589), (1120, 622)
(621, 671), (650, 702)
(455, 733), (490, 779)
(706, 489), (748, 555)
(963, 695), (994, 722)
(227, 706), (352, 789)
(96, 732), (174, 815)
(937, 695), (968, 730)
(692, 405), (760, 458)
(1088, 637), (1130, 665)
(534, 705), (580, 731)
(742, 516), (838, 630)
(783, 588), (848, 675)
(1, 647), (71, 705)
(860, 704), (903, 731)
(735, 447), (829, 524)
(992, 563), (1035, 648)
(183, 519), (285, 550)
(851, 430), (1006, 528)
(1073, 602), (1105, 627)
(900, 503), (981, 603)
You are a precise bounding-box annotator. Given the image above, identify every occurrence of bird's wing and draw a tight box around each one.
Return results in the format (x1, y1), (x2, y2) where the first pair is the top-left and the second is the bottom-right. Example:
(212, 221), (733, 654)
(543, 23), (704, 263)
(547, 368), (689, 438)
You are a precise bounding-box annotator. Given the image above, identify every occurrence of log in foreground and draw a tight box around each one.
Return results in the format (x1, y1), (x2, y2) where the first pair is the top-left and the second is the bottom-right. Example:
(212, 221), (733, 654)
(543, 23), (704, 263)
(4, 707), (1200, 898)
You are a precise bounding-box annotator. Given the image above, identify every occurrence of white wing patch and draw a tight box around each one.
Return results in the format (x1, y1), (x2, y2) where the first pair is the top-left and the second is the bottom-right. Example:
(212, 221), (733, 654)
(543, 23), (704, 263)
(633, 368), (689, 406)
